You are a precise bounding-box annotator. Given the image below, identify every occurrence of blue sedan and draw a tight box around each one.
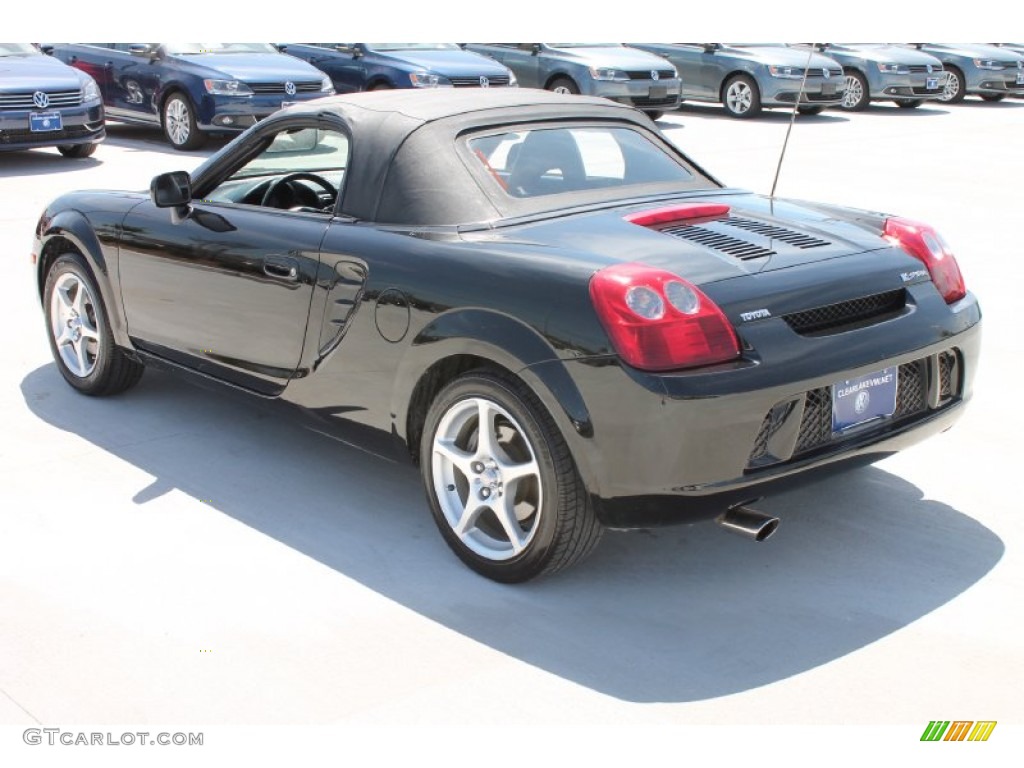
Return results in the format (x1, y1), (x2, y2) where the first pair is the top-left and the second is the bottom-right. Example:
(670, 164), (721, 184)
(282, 43), (516, 92)
(48, 43), (334, 150)
(0, 43), (104, 157)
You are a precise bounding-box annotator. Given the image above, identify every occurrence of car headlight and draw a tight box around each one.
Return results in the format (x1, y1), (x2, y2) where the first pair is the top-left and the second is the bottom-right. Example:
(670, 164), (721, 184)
(320, 75), (335, 94)
(768, 65), (803, 79)
(203, 79), (253, 96)
(973, 59), (1002, 69)
(589, 67), (629, 81)
(408, 72), (452, 88)
(81, 77), (100, 102)
(877, 62), (910, 74)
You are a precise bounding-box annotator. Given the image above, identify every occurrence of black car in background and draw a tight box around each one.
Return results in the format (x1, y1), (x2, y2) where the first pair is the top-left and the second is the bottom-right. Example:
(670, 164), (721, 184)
(0, 43), (104, 157)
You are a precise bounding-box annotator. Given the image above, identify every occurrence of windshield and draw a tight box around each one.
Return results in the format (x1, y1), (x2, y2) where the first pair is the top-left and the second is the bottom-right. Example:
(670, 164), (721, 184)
(0, 43), (41, 56)
(165, 43), (279, 55)
(366, 43), (460, 52)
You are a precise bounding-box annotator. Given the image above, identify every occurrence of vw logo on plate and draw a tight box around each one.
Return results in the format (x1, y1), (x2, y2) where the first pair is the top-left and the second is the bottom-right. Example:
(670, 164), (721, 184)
(33, 91), (49, 108)
(854, 390), (871, 415)
(479, 76), (489, 88)
(651, 70), (659, 81)
(284, 81), (296, 96)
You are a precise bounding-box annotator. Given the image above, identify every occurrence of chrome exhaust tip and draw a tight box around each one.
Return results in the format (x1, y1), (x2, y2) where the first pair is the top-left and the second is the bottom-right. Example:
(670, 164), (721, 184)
(717, 503), (779, 542)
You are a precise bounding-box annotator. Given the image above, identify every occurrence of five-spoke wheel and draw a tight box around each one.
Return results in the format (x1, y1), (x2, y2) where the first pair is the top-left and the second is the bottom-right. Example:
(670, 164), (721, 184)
(421, 371), (601, 582)
(723, 74), (761, 118)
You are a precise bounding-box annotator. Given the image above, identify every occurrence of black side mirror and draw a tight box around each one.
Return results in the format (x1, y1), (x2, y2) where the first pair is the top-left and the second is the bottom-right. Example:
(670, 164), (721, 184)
(272, 43), (287, 52)
(531, 43), (542, 55)
(702, 43), (721, 54)
(128, 44), (156, 58)
(39, 44), (54, 55)
(151, 171), (192, 208)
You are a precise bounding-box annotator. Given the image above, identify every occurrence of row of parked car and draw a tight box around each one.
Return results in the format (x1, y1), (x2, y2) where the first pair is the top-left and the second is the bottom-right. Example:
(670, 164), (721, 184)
(2, 42), (1023, 154)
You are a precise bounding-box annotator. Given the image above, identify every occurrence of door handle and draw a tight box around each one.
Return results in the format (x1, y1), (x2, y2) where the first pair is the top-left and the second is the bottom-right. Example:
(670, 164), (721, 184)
(263, 256), (299, 281)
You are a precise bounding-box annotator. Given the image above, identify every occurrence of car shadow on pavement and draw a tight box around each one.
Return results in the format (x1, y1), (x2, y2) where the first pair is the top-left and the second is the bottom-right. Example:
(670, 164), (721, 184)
(103, 124), (225, 157)
(673, 103), (850, 123)
(0, 150), (101, 176)
(20, 364), (1004, 704)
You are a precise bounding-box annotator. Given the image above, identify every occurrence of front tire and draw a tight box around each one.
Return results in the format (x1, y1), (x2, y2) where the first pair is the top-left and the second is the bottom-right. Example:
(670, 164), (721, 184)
(162, 92), (206, 151)
(643, 110), (665, 121)
(420, 371), (601, 582)
(895, 99), (923, 109)
(722, 74), (761, 118)
(548, 77), (580, 96)
(797, 105), (824, 115)
(58, 143), (97, 158)
(840, 69), (870, 111)
(937, 67), (966, 103)
(980, 93), (1005, 102)
(44, 253), (144, 396)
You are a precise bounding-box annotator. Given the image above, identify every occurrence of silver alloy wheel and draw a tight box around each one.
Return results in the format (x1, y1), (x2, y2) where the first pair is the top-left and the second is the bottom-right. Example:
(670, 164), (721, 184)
(552, 85), (573, 95)
(431, 396), (544, 561)
(49, 272), (100, 378)
(165, 97), (191, 146)
(725, 80), (753, 114)
(939, 71), (959, 102)
(842, 75), (864, 108)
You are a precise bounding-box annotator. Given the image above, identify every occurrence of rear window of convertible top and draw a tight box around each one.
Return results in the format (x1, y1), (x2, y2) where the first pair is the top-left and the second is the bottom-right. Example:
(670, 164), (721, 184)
(467, 126), (695, 199)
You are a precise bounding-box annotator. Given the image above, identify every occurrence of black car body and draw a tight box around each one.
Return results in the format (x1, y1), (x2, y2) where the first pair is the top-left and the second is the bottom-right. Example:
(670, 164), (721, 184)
(32, 90), (981, 581)
(0, 43), (104, 157)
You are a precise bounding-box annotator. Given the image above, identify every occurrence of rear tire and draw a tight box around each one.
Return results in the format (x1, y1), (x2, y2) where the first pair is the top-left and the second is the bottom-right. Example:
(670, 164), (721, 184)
(58, 143), (97, 158)
(43, 253), (144, 396)
(420, 370), (601, 582)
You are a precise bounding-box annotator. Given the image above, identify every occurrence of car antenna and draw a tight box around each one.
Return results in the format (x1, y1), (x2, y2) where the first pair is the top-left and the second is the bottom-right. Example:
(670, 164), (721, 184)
(769, 44), (816, 200)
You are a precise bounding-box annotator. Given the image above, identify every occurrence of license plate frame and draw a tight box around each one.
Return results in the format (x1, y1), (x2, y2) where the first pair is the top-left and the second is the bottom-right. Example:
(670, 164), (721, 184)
(831, 366), (898, 433)
(821, 83), (836, 96)
(1016, 72), (1024, 85)
(648, 85), (667, 99)
(926, 77), (939, 89)
(281, 101), (297, 109)
(30, 111), (62, 132)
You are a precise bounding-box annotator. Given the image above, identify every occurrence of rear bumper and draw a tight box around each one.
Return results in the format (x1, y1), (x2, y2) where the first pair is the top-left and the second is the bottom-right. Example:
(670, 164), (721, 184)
(553, 290), (981, 528)
(0, 101), (105, 150)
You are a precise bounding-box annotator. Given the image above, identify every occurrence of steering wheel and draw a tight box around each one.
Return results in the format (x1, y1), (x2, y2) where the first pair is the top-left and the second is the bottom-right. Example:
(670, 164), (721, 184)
(260, 172), (337, 209)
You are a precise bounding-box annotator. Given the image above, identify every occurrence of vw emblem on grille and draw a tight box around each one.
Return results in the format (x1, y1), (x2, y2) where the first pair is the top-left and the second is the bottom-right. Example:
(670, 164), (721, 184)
(822, 68), (830, 80)
(284, 81), (296, 96)
(926, 64), (933, 73)
(479, 76), (489, 88)
(854, 390), (871, 415)
(33, 91), (49, 108)
(651, 70), (659, 81)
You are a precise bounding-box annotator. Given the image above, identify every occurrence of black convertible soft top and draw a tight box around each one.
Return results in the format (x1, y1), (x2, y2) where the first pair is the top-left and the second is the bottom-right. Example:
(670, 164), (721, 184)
(205, 90), (716, 226)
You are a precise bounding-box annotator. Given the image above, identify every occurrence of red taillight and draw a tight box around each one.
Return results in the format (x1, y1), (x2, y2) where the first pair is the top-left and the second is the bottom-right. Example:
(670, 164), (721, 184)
(589, 262), (740, 371)
(624, 203), (730, 227)
(883, 217), (966, 304)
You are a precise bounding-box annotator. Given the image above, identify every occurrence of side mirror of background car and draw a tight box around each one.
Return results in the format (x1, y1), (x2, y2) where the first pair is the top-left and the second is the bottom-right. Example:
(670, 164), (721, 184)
(128, 44), (157, 59)
(702, 43), (721, 54)
(531, 43), (542, 55)
(39, 44), (54, 55)
(272, 44), (287, 52)
(151, 171), (192, 210)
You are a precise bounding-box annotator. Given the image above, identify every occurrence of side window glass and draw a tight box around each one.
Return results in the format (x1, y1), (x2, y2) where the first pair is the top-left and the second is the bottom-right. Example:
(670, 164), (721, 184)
(204, 128), (350, 213)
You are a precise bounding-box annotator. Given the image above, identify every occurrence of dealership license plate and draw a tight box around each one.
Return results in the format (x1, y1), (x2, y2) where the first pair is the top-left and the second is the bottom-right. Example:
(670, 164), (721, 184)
(1016, 72), (1024, 85)
(648, 86), (667, 99)
(281, 101), (297, 109)
(831, 367), (898, 433)
(926, 77), (939, 89)
(29, 111), (62, 132)
(821, 83), (836, 96)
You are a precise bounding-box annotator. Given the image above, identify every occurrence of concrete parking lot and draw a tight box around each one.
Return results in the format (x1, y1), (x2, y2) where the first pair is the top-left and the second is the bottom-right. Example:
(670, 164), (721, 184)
(1, 99), (1022, 757)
